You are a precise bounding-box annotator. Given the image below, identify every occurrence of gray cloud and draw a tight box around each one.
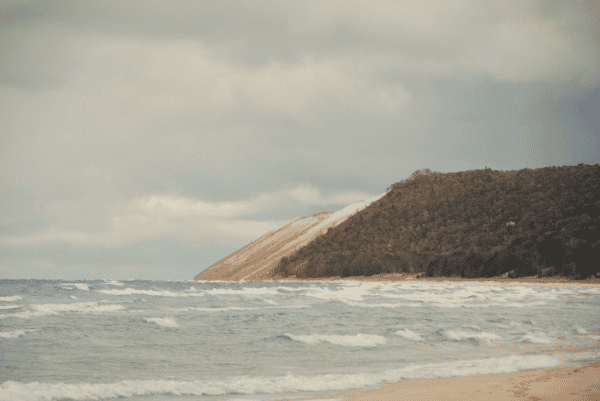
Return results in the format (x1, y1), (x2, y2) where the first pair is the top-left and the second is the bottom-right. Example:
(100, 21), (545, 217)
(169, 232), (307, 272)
(1, 0), (598, 279)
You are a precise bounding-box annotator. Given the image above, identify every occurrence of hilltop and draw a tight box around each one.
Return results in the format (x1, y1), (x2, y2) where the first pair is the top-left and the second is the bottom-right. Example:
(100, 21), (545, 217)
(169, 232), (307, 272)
(274, 164), (600, 280)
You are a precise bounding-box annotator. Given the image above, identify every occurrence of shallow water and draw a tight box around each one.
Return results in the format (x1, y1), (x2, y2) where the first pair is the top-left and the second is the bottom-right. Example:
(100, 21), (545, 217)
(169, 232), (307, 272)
(1, 279), (599, 401)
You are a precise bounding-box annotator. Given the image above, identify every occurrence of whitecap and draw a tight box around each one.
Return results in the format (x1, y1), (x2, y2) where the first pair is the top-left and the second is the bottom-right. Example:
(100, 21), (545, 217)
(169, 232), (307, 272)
(395, 329), (423, 341)
(0, 330), (28, 339)
(0, 305), (22, 310)
(0, 302), (125, 319)
(98, 288), (205, 297)
(442, 330), (501, 345)
(0, 354), (560, 401)
(520, 332), (552, 344)
(144, 317), (179, 328)
(62, 283), (89, 291)
(0, 296), (21, 302)
(575, 327), (588, 334)
(283, 333), (387, 347)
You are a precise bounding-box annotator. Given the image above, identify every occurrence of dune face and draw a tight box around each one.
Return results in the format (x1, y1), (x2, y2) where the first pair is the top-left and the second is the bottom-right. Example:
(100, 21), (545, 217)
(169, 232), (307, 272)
(193, 212), (334, 281)
(194, 192), (388, 281)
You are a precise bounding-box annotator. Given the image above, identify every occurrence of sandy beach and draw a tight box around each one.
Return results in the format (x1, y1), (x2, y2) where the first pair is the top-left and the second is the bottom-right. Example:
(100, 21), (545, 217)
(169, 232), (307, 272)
(271, 274), (600, 401)
(338, 359), (600, 401)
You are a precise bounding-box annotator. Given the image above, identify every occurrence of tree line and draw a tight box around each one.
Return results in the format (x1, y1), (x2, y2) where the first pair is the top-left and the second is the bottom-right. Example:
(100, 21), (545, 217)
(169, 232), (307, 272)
(274, 163), (600, 280)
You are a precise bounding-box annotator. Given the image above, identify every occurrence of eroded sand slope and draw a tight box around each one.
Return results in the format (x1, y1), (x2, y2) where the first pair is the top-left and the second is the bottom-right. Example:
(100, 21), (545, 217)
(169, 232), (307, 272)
(193, 212), (335, 281)
(194, 192), (389, 281)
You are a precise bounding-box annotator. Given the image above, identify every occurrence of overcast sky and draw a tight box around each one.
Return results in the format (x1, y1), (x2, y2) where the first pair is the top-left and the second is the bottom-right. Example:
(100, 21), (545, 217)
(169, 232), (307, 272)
(1, 1), (598, 280)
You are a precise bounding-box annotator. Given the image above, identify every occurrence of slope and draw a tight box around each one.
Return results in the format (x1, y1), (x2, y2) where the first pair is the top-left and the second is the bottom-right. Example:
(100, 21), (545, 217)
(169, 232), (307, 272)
(193, 192), (388, 281)
(275, 164), (600, 280)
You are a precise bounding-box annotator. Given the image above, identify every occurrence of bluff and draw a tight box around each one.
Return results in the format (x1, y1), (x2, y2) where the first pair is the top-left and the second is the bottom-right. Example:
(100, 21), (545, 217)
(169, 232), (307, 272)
(194, 193), (387, 280)
(275, 164), (600, 280)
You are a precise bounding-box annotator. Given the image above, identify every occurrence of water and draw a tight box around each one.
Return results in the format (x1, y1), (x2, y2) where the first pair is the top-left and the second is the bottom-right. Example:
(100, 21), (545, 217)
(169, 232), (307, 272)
(1, 279), (599, 401)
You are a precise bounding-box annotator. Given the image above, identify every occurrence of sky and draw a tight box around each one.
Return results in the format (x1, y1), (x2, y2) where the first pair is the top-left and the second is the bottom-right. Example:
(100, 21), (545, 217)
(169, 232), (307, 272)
(1, 0), (599, 281)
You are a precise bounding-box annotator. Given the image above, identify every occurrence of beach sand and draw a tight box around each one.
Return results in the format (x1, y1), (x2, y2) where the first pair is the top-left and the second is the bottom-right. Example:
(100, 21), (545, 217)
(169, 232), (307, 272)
(271, 274), (600, 401)
(338, 360), (600, 401)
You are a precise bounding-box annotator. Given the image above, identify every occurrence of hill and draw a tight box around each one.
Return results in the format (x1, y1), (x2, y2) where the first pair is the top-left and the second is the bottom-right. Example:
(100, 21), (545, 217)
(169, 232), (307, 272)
(274, 164), (600, 280)
(194, 192), (388, 280)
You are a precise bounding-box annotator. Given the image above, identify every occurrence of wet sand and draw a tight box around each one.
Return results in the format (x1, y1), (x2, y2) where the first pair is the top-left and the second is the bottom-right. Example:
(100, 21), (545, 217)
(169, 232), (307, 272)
(337, 359), (600, 401)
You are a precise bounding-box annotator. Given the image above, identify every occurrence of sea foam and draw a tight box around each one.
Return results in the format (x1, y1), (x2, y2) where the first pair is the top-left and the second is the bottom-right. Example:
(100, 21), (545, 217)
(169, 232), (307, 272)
(0, 354), (560, 401)
(395, 329), (423, 341)
(0, 302), (125, 319)
(0, 296), (22, 302)
(98, 288), (205, 297)
(144, 317), (179, 328)
(283, 333), (387, 347)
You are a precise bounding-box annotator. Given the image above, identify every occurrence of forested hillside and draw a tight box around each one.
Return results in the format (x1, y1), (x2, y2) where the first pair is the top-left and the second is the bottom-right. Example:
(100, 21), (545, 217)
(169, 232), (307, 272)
(274, 164), (600, 280)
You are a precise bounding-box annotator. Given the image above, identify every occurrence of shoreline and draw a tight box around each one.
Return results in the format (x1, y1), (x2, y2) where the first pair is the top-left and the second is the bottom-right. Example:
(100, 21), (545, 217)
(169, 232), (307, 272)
(268, 273), (600, 400)
(270, 273), (600, 289)
(337, 358), (600, 401)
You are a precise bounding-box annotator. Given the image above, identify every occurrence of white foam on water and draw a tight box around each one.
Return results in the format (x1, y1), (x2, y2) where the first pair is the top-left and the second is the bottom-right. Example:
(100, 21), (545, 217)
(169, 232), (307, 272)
(0, 302), (125, 319)
(373, 282), (558, 308)
(0, 305), (22, 310)
(0, 354), (560, 401)
(70, 295), (77, 300)
(171, 304), (309, 313)
(284, 333), (387, 347)
(442, 330), (501, 345)
(395, 329), (423, 341)
(207, 287), (281, 296)
(62, 283), (89, 291)
(105, 280), (124, 286)
(98, 288), (205, 297)
(0, 296), (21, 302)
(520, 332), (552, 344)
(0, 330), (29, 339)
(575, 327), (588, 334)
(144, 317), (179, 328)
(342, 300), (422, 308)
(590, 335), (600, 340)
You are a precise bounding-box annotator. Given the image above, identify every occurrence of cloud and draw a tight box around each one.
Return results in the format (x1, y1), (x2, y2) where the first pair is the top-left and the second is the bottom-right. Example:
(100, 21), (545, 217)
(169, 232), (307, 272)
(0, 0), (597, 279)
(0, 186), (376, 249)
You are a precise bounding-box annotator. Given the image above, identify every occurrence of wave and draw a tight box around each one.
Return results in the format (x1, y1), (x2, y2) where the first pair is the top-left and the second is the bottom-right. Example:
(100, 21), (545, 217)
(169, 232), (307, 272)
(395, 329), (423, 341)
(519, 332), (552, 344)
(441, 330), (501, 345)
(0, 354), (560, 401)
(0, 296), (21, 302)
(98, 288), (205, 297)
(62, 283), (90, 291)
(144, 317), (179, 328)
(0, 301), (125, 319)
(0, 330), (30, 339)
(575, 327), (588, 334)
(0, 305), (22, 310)
(282, 333), (387, 347)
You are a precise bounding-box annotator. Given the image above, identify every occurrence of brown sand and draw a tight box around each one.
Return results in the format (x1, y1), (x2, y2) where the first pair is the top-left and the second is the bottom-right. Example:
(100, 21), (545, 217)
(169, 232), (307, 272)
(337, 360), (600, 401)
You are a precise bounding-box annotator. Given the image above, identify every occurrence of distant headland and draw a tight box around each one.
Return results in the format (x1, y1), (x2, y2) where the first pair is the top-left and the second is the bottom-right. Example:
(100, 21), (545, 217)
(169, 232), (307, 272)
(195, 163), (600, 283)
